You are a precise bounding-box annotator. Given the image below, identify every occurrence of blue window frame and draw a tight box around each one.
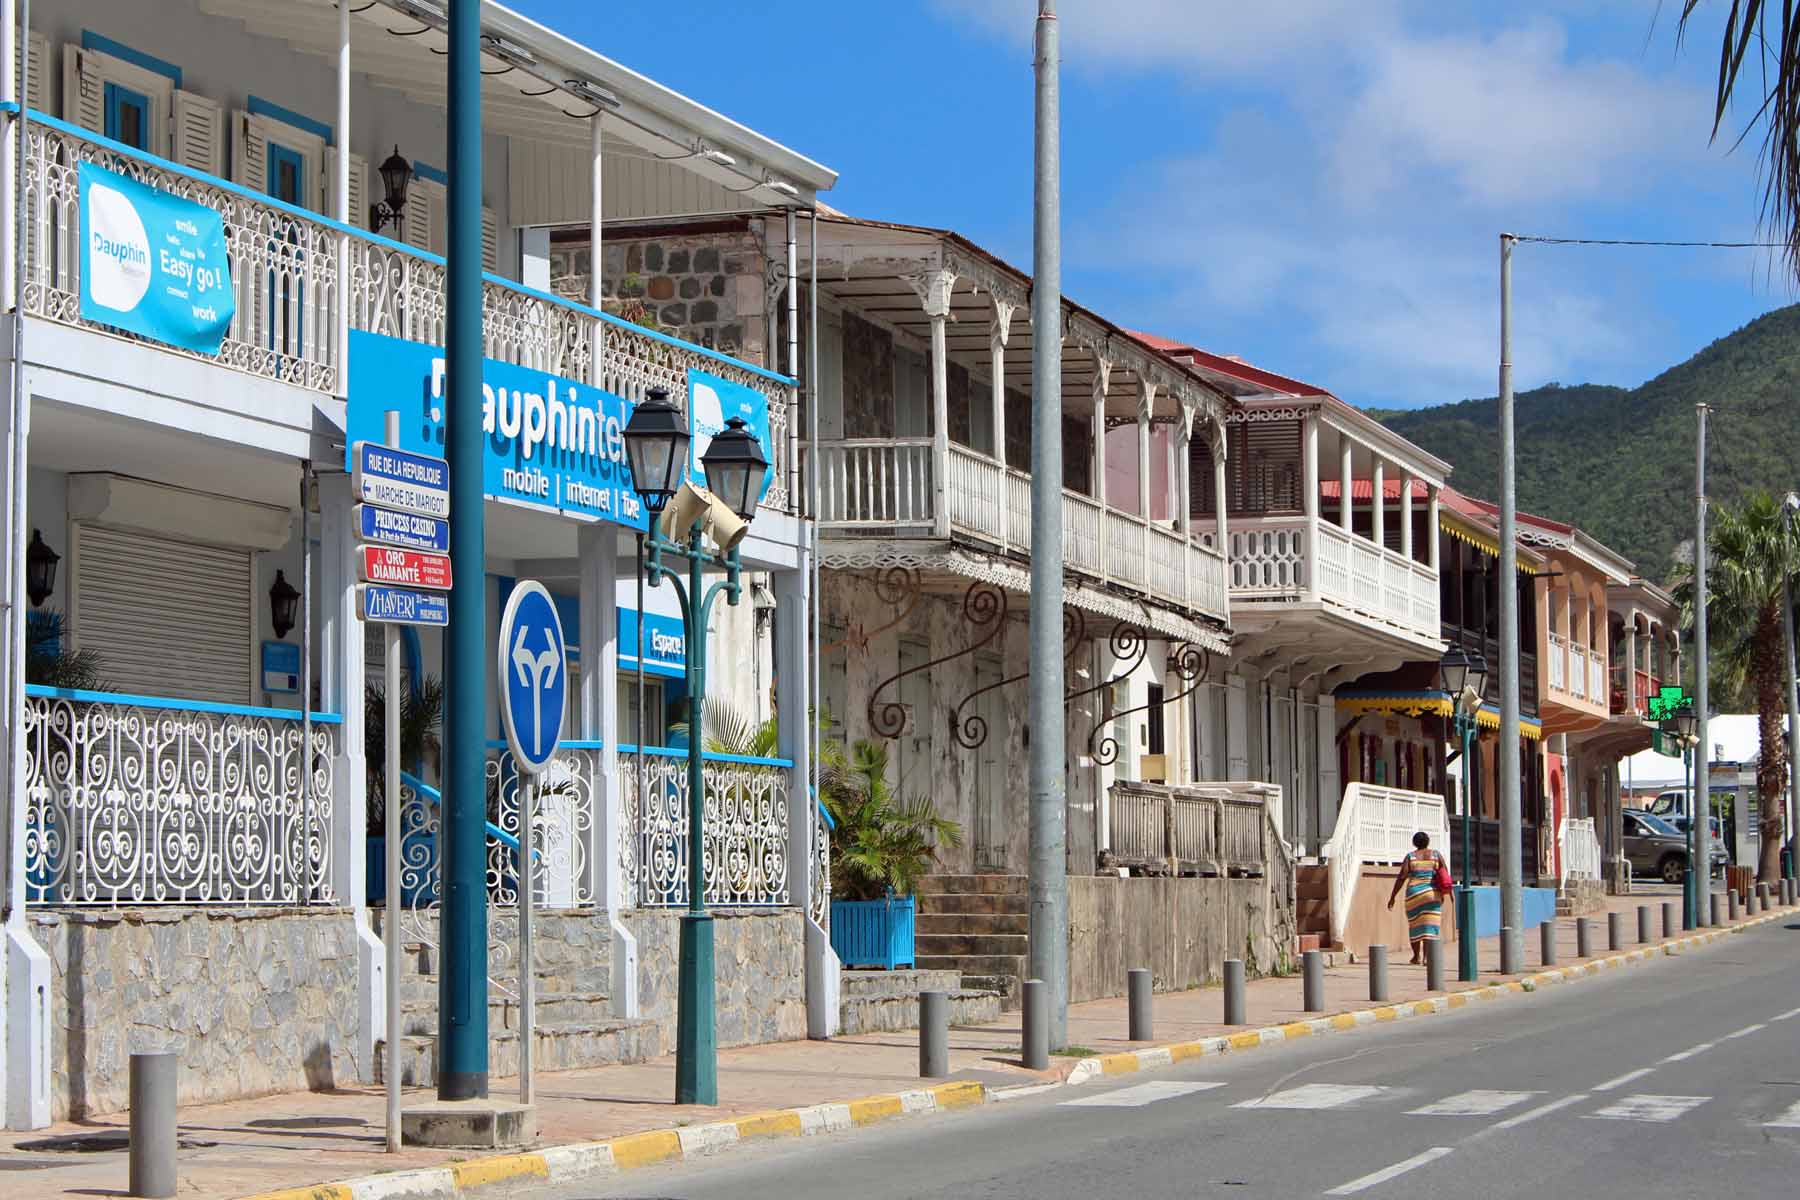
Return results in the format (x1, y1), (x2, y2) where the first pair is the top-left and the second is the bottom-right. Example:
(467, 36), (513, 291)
(266, 142), (306, 206)
(102, 82), (150, 150)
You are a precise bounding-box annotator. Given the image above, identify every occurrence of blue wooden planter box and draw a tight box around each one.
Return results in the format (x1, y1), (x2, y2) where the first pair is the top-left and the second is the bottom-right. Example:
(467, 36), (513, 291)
(830, 896), (915, 970)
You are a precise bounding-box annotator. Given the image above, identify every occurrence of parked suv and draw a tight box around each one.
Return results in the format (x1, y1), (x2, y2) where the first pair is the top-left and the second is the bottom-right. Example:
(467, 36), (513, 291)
(1623, 808), (1728, 883)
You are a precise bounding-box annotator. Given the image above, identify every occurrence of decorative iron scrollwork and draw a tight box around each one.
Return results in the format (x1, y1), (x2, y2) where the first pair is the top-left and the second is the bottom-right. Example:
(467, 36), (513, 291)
(867, 580), (1008, 740)
(1066, 619), (1146, 711)
(820, 566), (921, 659)
(951, 605), (1084, 750)
(1089, 641), (1212, 766)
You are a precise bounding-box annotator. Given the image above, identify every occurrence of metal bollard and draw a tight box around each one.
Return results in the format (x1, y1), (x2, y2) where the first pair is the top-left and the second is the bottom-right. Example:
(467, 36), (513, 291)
(919, 991), (948, 1078)
(1368, 944), (1388, 1002)
(1021, 979), (1049, 1071)
(1575, 916), (1592, 959)
(1710, 892), (1723, 927)
(1540, 920), (1557, 967)
(1499, 926), (1519, 975)
(1637, 905), (1652, 944)
(1662, 901), (1675, 939)
(1608, 910), (1623, 951)
(1302, 948), (1325, 1012)
(1127, 968), (1153, 1042)
(129, 1051), (178, 1199)
(1223, 958), (1246, 1026)
(1729, 888), (1740, 920)
(1425, 938), (1444, 991)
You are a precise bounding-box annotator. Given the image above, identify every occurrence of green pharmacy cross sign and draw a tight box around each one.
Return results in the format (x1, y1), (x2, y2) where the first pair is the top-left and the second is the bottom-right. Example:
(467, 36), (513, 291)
(1646, 686), (1692, 724)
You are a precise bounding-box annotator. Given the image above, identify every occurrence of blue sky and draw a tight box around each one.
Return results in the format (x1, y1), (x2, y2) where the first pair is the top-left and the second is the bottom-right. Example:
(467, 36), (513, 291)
(514, 1), (1788, 409)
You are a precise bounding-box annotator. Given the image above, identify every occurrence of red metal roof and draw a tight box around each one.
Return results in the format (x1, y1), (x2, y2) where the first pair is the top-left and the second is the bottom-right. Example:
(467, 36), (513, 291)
(1126, 328), (1327, 399)
(1319, 478), (1431, 502)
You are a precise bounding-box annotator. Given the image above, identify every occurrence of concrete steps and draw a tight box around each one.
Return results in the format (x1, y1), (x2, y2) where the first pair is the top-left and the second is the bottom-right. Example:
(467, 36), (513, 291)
(913, 874), (1030, 1010)
(836, 969), (1003, 1035)
(374, 1018), (663, 1087)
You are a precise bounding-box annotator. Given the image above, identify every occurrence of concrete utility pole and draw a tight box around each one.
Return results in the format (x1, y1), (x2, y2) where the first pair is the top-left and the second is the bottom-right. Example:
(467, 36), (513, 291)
(1497, 234), (1522, 965)
(1029, 0), (1069, 1048)
(1693, 404), (1711, 920)
(1782, 493), (1799, 882)
(439, 0), (489, 1100)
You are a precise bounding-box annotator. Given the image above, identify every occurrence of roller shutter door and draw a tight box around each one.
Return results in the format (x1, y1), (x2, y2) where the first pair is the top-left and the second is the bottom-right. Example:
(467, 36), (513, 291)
(74, 524), (252, 704)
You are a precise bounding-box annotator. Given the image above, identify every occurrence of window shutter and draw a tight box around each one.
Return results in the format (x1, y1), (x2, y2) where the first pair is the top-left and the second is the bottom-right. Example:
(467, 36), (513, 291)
(1188, 433), (1216, 519)
(403, 177), (441, 253)
(73, 523), (253, 705)
(482, 205), (499, 272)
(24, 32), (48, 114)
(324, 147), (367, 226)
(1237, 421), (1302, 514)
(171, 89), (223, 177)
(231, 109), (268, 192)
(61, 44), (103, 134)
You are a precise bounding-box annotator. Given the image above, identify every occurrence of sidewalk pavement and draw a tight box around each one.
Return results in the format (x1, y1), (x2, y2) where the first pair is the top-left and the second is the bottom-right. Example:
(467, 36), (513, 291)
(1, 885), (1785, 1200)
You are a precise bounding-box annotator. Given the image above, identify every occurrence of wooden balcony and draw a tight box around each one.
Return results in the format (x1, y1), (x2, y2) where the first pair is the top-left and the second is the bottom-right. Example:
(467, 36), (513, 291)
(1217, 515), (1439, 643)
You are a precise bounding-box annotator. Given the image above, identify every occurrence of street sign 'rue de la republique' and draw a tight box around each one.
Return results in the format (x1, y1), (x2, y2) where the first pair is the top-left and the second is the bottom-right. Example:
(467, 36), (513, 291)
(354, 440), (452, 628)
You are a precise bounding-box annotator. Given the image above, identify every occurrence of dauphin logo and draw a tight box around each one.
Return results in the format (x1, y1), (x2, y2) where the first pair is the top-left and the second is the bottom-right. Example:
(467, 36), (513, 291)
(87, 183), (152, 313)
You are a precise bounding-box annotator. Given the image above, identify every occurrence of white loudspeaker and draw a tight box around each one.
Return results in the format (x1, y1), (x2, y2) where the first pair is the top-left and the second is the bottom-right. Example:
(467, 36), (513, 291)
(706, 502), (748, 553)
(658, 482), (713, 542)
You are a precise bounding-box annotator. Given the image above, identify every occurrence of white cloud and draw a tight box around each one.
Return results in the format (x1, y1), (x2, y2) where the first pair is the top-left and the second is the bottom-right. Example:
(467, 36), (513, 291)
(934, 2), (1753, 406)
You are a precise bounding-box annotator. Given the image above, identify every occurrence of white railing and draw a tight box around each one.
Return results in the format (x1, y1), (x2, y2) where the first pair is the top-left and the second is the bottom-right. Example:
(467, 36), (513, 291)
(1320, 783), (1450, 948)
(1589, 656), (1607, 705)
(22, 688), (336, 906)
(1230, 519), (1438, 641)
(621, 748), (793, 907)
(1560, 816), (1601, 882)
(1105, 780), (1274, 875)
(1229, 521), (1306, 593)
(20, 113), (795, 512)
(807, 440), (1231, 622)
(1549, 634), (1567, 691)
(1569, 645), (1587, 699)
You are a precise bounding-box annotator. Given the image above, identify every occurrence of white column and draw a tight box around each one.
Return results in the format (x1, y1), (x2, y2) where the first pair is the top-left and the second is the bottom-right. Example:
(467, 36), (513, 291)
(1092, 354), (1112, 581)
(1317, 696), (1341, 852)
(580, 524), (637, 1016)
(1371, 457), (1385, 549)
(1211, 421), (1229, 560)
(1626, 620), (1639, 714)
(1303, 414), (1320, 594)
(1427, 485), (1441, 571)
(908, 269), (957, 538)
(775, 567), (836, 1036)
(1400, 472), (1414, 561)
(333, 0), (351, 397)
(1135, 388), (1153, 521)
(1175, 414), (1193, 540)
(1339, 436), (1354, 532)
(990, 297), (1015, 547)
(1226, 673), (1250, 781)
(589, 113), (606, 384)
(2, 5), (17, 313)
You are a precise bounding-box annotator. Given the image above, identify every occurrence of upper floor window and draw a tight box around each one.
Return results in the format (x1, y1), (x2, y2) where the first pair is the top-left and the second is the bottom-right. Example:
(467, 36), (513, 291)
(103, 82), (149, 150)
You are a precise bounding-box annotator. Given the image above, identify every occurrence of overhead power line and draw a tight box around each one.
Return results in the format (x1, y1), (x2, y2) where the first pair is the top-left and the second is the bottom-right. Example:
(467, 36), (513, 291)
(1510, 234), (1786, 249)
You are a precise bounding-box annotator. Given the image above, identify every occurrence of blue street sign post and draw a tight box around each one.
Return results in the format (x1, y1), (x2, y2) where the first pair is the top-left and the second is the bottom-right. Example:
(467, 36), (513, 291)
(497, 580), (567, 1108)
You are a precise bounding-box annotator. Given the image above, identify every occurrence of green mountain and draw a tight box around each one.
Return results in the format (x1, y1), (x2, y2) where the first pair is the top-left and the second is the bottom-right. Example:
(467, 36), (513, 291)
(1371, 304), (1800, 584)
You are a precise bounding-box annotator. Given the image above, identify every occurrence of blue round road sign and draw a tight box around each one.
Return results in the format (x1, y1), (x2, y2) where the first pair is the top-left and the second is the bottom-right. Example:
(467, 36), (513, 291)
(498, 580), (567, 774)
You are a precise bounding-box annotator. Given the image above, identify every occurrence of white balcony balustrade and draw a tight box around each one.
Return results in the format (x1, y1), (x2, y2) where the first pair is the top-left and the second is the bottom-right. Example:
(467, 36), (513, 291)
(1225, 517), (1438, 641)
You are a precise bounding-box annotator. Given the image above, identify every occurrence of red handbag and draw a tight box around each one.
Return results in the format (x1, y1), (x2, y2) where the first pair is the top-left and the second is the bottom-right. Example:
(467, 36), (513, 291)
(1432, 857), (1454, 895)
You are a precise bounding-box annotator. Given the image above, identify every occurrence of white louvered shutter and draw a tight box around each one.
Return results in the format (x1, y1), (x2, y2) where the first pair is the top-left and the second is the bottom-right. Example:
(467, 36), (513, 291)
(481, 205), (499, 272)
(171, 89), (223, 177)
(324, 147), (367, 226)
(403, 177), (440, 253)
(24, 32), (48, 114)
(232, 110), (268, 192)
(73, 524), (253, 705)
(61, 44), (102, 134)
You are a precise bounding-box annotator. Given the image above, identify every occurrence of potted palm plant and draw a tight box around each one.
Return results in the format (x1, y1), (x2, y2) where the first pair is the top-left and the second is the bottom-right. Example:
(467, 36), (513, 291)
(365, 675), (443, 905)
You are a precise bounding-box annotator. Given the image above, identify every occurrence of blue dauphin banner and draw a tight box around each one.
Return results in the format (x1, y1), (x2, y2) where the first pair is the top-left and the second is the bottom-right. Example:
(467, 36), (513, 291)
(78, 162), (234, 354)
(687, 368), (773, 504)
(347, 329), (647, 530)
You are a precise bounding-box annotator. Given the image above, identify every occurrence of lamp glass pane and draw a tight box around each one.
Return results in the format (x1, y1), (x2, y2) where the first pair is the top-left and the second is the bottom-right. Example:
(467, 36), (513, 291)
(705, 460), (753, 519)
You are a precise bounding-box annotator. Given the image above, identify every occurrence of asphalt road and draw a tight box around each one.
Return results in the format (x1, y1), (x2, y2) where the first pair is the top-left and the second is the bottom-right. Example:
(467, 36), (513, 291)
(536, 919), (1800, 1200)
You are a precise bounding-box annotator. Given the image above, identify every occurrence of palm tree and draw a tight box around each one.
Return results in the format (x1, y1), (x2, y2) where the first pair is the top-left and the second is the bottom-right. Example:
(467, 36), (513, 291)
(1677, 2), (1800, 280)
(1671, 492), (1791, 881)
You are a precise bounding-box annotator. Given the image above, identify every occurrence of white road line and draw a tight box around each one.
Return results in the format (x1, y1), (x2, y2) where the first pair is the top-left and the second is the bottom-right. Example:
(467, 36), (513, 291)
(1766, 1100), (1800, 1129)
(1406, 1090), (1540, 1117)
(1235, 1083), (1387, 1111)
(1059, 1081), (1225, 1108)
(1660, 1041), (1717, 1063)
(1593, 1068), (1655, 1093)
(1323, 1147), (1455, 1196)
(1491, 1093), (1589, 1131)
(1587, 1094), (1710, 1123)
(1774, 1006), (1800, 1022)
(992, 1082), (1063, 1103)
(1724, 1023), (1767, 1040)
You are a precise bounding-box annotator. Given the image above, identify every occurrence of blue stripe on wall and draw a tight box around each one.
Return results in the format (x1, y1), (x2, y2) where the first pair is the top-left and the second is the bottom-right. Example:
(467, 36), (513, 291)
(81, 31), (182, 88)
(247, 95), (333, 146)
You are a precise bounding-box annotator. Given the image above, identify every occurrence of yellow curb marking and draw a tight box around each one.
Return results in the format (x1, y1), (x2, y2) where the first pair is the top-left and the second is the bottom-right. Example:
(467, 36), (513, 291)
(932, 1081), (986, 1109)
(1373, 1006), (1398, 1022)
(607, 1129), (683, 1170)
(1445, 994), (1468, 1009)
(848, 1095), (904, 1125)
(1100, 1052), (1143, 1075)
(1330, 1014), (1358, 1031)
(1169, 1041), (1208, 1062)
(451, 1154), (548, 1190)
(731, 1110), (805, 1140)
(1228, 1031), (1262, 1050)
(1411, 1000), (1435, 1016)
(237, 1188), (352, 1200)
(1280, 1021), (1313, 1039)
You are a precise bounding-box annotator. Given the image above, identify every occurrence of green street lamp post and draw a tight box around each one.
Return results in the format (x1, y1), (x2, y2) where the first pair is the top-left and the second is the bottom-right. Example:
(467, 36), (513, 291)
(621, 388), (766, 1107)
(1440, 643), (1489, 984)
(1659, 702), (1699, 925)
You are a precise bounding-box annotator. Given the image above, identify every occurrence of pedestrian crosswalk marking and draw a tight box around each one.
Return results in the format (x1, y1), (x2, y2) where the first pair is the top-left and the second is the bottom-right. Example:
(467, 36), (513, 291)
(1765, 1100), (1800, 1129)
(1587, 1094), (1710, 1123)
(1407, 1089), (1539, 1117)
(1060, 1081), (1226, 1108)
(1235, 1084), (1386, 1110)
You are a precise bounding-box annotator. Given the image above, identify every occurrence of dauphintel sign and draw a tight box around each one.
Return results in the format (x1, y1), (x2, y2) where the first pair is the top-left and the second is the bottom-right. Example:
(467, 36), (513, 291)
(686, 368), (773, 504)
(346, 329), (646, 530)
(78, 162), (234, 354)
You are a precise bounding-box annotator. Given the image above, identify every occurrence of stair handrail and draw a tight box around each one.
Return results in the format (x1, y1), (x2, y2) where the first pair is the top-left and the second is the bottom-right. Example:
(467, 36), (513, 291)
(1320, 784), (1365, 948)
(1320, 784), (1450, 949)
(401, 769), (521, 855)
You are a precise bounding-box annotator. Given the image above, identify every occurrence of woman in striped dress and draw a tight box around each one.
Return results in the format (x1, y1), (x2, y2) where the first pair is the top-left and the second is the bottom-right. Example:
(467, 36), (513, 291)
(1386, 831), (1446, 964)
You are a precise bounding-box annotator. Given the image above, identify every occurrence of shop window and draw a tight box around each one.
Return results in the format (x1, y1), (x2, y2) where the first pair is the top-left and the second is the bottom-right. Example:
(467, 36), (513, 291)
(103, 81), (149, 149)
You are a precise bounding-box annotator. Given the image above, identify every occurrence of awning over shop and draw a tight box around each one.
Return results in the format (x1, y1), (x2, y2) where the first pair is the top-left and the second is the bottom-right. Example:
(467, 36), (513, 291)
(1335, 690), (1544, 740)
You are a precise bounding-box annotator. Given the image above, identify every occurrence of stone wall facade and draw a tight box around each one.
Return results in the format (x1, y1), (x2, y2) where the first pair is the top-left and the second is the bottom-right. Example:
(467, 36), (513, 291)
(622, 909), (807, 1049)
(1068, 874), (1294, 1005)
(29, 907), (361, 1121)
